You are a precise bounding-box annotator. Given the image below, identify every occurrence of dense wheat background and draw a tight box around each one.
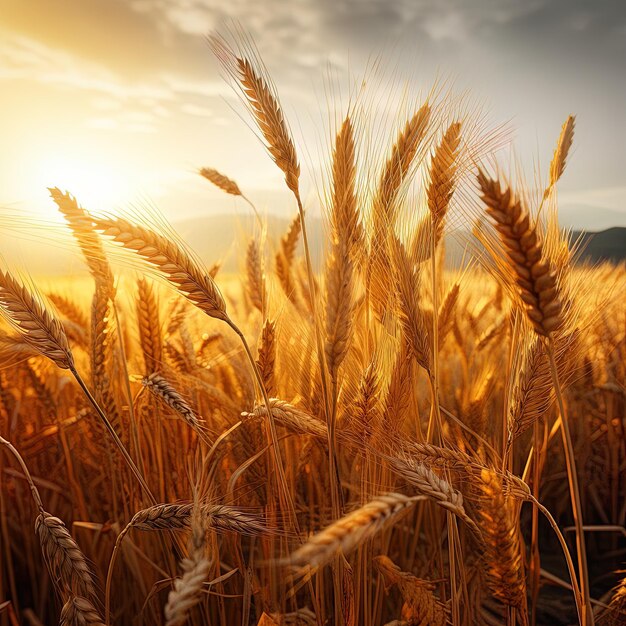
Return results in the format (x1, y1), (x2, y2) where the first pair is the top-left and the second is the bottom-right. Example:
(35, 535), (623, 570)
(0, 33), (624, 626)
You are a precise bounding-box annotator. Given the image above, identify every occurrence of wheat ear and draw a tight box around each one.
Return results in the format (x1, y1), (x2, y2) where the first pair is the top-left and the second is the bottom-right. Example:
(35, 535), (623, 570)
(199, 167), (242, 196)
(46, 293), (88, 331)
(427, 121), (462, 246)
(547, 115), (575, 191)
(387, 456), (481, 540)
(129, 503), (269, 535)
(246, 238), (265, 314)
(256, 319), (276, 396)
(477, 468), (528, 624)
(374, 104), (431, 225)
(604, 574), (626, 626)
(60, 596), (105, 626)
(200, 167), (262, 224)
(477, 170), (563, 337)
(164, 507), (210, 626)
(49, 188), (115, 291)
(275, 214), (301, 304)
(93, 217), (228, 321)
(391, 236), (431, 372)
(285, 493), (423, 570)
(369, 105), (431, 318)
(374, 556), (448, 626)
(136, 278), (163, 373)
(236, 57), (300, 197)
(35, 511), (98, 602)
(0, 269), (74, 369)
(242, 398), (328, 440)
(325, 116), (358, 382)
(142, 373), (205, 433)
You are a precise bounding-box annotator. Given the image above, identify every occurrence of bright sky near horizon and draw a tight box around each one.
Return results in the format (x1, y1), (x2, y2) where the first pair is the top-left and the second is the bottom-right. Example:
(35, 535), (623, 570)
(0, 0), (625, 230)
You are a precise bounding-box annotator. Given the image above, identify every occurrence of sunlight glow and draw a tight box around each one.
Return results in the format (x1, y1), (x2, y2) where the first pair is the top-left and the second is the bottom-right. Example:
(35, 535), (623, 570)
(33, 153), (133, 216)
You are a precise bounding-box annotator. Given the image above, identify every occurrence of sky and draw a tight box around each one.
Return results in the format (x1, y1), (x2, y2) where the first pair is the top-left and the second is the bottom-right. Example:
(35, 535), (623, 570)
(0, 0), (625, 231)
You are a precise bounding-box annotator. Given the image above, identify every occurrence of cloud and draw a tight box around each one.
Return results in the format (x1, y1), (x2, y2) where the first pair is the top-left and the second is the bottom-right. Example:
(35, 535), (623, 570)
(0, 32), (172, 100)
(0, 0), (624, 226)
(180, 103), (214, 117)
(560, 186), (626, 213)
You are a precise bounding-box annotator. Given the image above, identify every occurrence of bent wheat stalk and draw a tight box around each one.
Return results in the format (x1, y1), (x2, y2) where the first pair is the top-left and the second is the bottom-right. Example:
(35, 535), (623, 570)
(285, 493), (424, 570)
(0, 268), (154, 504)
(211, 37), (335, 518)
(93, 215), (297, 526)
(71, 368), (156, 505)
(105, 502), (267, 623)
(199, 166), (261, 224)
(479, 171), (591, 625)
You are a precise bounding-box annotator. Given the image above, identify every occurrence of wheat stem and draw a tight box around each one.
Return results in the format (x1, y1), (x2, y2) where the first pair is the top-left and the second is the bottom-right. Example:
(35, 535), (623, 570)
(70, 367), (156, 505)
(546, 341), (592, 625)
(0, 436), (44, 511)
(226, 319), (298, 530)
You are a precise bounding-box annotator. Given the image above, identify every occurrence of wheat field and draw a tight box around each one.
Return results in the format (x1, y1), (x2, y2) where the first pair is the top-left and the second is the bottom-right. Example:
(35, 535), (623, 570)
(0, 35), (625, 626)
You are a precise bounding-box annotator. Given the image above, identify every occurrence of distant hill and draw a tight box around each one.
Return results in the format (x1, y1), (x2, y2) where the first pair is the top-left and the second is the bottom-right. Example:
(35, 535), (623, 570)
(559, 204), (626, 231)
(175, 213), (326, 272)
(176, 216), (626, 270)
(572, 227), (626, 264)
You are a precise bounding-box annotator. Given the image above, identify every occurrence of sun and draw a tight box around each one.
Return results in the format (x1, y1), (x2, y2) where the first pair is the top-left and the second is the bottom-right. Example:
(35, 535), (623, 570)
(32, 152), (134, 217)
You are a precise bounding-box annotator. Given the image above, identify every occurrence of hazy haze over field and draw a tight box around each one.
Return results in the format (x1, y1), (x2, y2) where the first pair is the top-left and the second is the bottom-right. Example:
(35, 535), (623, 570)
(0, 0), (625, 231)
